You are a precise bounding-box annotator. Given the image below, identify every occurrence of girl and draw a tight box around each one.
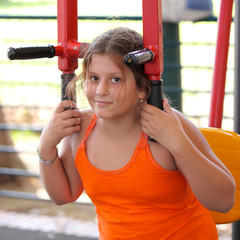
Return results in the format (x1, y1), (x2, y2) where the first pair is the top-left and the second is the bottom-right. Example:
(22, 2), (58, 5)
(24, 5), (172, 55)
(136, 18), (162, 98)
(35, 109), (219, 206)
(38, 27), (235, 239)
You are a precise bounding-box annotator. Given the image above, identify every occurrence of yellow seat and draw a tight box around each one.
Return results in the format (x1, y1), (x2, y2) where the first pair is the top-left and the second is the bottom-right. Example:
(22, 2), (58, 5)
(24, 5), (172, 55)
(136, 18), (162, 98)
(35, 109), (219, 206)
(200, 127), (240, 224)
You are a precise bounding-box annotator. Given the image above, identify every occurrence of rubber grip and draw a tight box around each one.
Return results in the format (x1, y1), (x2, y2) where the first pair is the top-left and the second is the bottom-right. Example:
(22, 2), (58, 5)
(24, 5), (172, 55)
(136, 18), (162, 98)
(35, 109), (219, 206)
(147, 80), (163, 110)
(124, 49), (154, 67)
(147, 80), (164, 142)
(8, 45), (55, 60)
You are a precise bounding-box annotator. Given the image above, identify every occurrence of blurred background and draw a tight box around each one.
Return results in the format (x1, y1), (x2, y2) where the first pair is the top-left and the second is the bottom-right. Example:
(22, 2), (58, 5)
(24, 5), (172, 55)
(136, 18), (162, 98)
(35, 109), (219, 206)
(0, 0), (234, 239)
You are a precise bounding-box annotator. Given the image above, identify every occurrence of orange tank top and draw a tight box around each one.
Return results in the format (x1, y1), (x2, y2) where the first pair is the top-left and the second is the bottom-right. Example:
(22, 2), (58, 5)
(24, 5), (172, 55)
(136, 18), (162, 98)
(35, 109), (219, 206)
(75, 115), (218, 240)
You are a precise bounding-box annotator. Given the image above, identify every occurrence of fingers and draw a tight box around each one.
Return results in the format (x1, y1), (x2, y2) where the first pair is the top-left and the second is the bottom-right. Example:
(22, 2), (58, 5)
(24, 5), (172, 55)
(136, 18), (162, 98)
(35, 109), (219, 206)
(141, 98), (167, 119)
(62, 116), (81, 129)
(59, 108), (82, 133)
(53, 101), (82, 133)
(142, 98), (169, 113)
(40, 101), (82, 148)
(55, 100), (77, 113)
(63, 108), (81, 120)
(141, 102), (158, 115)
(162, 98), (174, 115)
(54, 101), (81, 119)
(140, 98), (174, 136)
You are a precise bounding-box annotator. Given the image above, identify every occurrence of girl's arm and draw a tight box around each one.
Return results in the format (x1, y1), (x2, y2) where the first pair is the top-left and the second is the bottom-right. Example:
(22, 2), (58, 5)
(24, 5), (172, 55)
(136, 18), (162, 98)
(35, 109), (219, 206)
(39, 101), (83, 205)
(141, 99), (236, 213)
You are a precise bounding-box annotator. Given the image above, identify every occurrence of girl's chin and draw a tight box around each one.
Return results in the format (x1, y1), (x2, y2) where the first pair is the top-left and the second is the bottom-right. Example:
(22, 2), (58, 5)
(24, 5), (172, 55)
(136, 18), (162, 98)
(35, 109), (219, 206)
(94, 109), (121, 120)
(95, 112), (113, 119)
(93, 109), (110, 118)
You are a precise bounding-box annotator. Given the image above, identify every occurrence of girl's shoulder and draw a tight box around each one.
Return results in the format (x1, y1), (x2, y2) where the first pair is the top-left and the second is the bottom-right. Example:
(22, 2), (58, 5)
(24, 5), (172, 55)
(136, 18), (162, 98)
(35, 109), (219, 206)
(172, 108), (217, 160)
(77, 108), (95, 139)
(173, 108), (209, 146)
(148, 108), (201, 172)
(80, 108), (95, 130)
(67, 108), (95, 156)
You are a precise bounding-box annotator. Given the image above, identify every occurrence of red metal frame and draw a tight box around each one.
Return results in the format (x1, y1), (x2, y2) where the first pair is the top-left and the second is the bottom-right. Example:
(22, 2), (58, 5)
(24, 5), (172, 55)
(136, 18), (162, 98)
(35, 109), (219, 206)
(55, 0), (164, 78)
(55, 0), (233, 127)
(209, 0), (234, 128)
(56, 0), (85, 74)
(142, 0), (164, 81)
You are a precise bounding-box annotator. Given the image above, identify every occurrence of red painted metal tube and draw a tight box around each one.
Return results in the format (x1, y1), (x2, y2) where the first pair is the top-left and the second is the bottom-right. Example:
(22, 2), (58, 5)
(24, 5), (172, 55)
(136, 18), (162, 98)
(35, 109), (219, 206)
(142, 0), (164, 81)
(208, 0), (234, 128)
(57, 0), (79, 74)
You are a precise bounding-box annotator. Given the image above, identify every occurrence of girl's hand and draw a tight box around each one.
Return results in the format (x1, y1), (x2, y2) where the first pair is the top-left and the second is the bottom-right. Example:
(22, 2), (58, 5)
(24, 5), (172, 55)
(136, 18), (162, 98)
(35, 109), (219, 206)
(40, 100), (82, 150)
(140, 98), (185, 150)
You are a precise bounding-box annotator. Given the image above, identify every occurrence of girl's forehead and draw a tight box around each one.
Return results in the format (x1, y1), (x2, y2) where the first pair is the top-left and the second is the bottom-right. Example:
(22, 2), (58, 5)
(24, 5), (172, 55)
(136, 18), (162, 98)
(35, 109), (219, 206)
(88, 54), (127, 73)
(91, 53), (122, 64)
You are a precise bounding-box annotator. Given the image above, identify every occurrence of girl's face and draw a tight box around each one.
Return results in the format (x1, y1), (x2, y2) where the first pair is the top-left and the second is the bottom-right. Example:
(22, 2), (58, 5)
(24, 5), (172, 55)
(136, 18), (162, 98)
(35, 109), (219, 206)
(84, 54), (145, 119)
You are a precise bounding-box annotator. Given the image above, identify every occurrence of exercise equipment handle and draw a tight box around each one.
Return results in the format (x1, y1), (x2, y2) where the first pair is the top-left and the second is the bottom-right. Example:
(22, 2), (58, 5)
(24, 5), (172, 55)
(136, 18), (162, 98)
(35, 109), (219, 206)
(147, 79), (163, 142)
(124, 49), (154, 67)
(124, 49), (164, 111)
(147, 80), (163, 110)
(7, 45), (55, 60)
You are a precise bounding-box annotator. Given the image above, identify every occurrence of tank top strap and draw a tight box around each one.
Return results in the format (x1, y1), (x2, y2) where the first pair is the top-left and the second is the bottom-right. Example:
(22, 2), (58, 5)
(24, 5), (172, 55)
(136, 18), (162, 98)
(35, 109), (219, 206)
(139, 131), (149, 149)
(79, 115), (148, 150)
(79, 114), (98, 150)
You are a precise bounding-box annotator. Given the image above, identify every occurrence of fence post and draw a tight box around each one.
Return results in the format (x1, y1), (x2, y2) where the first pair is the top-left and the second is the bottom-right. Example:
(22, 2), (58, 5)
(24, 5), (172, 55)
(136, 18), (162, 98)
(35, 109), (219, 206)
(233, 0), (240, 238)
(208, 0), (234, 128)
(162, 22), (182, 112)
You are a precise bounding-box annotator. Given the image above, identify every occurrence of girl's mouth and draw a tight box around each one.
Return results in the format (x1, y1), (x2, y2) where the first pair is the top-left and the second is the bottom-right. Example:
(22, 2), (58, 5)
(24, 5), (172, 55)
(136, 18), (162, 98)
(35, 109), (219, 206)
(94, 100), (113, 106)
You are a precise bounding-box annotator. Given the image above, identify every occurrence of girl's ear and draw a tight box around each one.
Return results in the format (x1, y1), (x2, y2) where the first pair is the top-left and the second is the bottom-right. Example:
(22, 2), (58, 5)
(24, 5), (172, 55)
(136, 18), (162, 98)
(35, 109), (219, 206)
(138, 88), (147, 100)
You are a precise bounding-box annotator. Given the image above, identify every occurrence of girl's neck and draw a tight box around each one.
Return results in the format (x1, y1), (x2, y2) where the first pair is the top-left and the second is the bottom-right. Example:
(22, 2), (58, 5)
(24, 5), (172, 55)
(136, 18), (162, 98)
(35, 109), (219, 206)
(96, 112), (142, 140)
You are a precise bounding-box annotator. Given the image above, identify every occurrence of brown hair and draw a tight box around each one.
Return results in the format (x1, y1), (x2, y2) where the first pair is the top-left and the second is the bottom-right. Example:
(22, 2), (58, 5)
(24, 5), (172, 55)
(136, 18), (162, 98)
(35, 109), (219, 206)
(67, 27), (150, 101)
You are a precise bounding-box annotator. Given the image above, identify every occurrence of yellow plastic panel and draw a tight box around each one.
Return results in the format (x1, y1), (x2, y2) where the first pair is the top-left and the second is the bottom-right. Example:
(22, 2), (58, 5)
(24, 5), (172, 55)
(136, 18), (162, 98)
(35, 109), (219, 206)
(200, 127), (240, 224)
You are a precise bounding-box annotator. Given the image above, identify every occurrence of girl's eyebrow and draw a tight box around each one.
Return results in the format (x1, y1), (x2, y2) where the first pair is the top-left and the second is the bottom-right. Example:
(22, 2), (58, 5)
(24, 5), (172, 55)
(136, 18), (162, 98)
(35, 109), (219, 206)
(87, 71), (100, 77)
(88, 71), (123, 76)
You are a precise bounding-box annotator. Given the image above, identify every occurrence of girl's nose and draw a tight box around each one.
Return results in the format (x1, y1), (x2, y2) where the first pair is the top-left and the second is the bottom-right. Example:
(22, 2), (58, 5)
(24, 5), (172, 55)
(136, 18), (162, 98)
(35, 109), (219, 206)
(96, 80), (109, 96)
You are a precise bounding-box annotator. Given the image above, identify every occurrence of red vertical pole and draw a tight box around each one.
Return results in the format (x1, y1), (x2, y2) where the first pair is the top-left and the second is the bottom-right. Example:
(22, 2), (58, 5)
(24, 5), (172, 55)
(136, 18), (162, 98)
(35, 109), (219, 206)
(142, 0), (163, 81)
(142, 0), (164, 112)
(208, 0), (233, 128)
(57, 0), (78, 74)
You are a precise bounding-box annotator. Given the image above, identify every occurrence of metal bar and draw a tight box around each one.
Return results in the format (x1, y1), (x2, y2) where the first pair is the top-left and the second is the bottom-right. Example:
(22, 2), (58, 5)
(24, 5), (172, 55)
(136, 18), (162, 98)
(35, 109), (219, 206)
(142, 0), (163, 80)
(0, 145), (21, 154)
(208, 0), (234, 128)
(0, 190), (48, 201)
(233, 221), (240, 240)
(0, 15), (142, 21)
(233, 0), (240, 239)
(8, 45), (55, 60)
(142, 0), (164, 114)
(162, 22), (182, 111)
(234, 0), (240, 134)
(57, 0), (78, 74)
(0, 167), (39, 177)
(0, 190), (93, 206)
(0, 123), (43, 132)
(61, 73), (76, 101)
(0, 105), (54, 110)
(0, 15), (223, 22)
(0, 145), (36, 154)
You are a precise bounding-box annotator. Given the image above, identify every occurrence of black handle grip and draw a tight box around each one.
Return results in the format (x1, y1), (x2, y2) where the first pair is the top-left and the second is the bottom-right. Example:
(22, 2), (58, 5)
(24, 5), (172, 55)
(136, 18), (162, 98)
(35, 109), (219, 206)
(147, 80), (164, 142)
(124, 49), (154, 67)
(7, 45), (55, 60)
(147, 80), (163, 110)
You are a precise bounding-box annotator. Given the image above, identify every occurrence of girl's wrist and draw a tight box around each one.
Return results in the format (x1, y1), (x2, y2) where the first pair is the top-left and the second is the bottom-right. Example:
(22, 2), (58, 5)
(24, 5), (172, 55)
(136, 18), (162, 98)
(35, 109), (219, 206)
(169, 134), (193, 159)
(164, 130), (189, 154)
(37, 145), (58, 165)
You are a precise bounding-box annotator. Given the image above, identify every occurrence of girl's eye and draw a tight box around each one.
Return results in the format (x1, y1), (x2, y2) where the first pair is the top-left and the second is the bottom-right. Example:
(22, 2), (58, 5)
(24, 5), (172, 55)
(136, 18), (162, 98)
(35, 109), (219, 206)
(91, 76), (99, 81)
(112, 77), (121, 83)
